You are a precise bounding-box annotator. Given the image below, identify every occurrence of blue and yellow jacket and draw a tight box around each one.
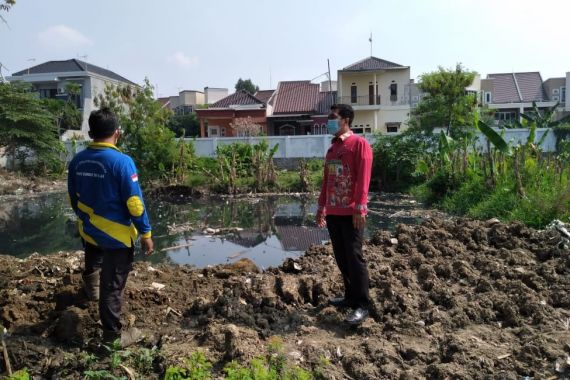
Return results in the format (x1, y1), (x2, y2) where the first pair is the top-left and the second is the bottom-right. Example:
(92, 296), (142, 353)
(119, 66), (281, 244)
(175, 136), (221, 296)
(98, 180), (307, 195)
(68, 142), (152, 249)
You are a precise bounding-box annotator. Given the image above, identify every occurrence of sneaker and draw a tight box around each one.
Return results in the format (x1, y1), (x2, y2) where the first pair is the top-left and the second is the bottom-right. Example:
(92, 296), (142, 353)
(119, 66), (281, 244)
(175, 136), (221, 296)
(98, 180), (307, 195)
(345, 307), (369, 325)
(328, 297), (351, 308)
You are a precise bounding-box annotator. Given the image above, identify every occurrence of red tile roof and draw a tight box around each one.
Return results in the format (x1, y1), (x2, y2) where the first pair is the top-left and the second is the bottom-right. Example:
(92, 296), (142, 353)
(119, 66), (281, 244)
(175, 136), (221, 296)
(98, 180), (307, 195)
(487, 72), (546, 103)
(212, 90), (265, 108)
(272, 81), (320, 114)
(254, 90), (275, 105)
(341, 56), (406, 72)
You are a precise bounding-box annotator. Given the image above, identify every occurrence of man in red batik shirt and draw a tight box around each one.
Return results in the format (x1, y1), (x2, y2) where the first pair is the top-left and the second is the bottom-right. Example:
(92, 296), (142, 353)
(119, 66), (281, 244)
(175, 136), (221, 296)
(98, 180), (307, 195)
(316, 103), (373, 325)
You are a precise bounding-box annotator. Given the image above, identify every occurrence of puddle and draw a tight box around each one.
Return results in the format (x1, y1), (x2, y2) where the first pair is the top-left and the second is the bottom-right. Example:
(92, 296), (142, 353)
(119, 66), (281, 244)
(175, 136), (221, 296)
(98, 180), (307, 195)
(0, 192), (428, 268)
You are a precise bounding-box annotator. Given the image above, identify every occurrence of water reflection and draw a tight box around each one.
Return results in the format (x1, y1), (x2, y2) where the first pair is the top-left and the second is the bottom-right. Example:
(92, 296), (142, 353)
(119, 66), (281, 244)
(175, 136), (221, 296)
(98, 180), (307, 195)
(0, 192), (426, 268)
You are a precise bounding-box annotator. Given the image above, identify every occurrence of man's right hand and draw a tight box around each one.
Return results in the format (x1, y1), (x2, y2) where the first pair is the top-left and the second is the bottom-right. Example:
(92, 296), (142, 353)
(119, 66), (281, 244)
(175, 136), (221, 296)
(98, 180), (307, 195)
(141, 237), (154, 256)
(316, 212), (326, 228)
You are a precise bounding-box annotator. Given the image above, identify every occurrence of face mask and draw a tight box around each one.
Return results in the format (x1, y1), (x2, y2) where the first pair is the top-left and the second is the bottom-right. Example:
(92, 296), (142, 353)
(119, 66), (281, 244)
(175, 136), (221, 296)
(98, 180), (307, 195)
(327, 119), (339, 134)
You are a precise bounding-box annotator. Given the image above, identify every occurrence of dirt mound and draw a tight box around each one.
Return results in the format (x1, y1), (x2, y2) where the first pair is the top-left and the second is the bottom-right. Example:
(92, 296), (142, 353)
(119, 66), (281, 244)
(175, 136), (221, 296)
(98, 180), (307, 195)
(1, 218), (569, 379)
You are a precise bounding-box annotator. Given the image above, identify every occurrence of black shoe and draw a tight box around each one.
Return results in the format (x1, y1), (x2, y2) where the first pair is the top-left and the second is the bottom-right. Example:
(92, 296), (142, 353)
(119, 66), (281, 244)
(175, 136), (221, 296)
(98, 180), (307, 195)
(329, 297), (351, 308)
(345, 307), (369, 325)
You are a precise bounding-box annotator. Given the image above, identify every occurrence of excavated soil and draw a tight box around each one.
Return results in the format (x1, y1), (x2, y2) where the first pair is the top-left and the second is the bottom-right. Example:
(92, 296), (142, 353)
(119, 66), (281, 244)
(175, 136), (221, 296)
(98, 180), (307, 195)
(1, 218), (570, 379)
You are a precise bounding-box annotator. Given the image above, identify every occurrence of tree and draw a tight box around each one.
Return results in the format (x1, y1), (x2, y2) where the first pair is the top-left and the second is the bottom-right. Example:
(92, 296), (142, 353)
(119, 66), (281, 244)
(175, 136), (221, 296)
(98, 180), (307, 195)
(230, 117), (262, 137)
(410, 64), (478, 137)
(167, 113), (200, 137)
(0, 0), (15, 25)
(235, 78), (259, 94)
(43, 82), (83, 135)
(0, 81), (63, 173)
(94, 78), (190, 180)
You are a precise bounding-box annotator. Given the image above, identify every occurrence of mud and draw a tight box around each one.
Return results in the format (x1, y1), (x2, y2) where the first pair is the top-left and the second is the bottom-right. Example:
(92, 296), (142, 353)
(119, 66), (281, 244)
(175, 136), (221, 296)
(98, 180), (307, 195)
(1, 218), (569, 379)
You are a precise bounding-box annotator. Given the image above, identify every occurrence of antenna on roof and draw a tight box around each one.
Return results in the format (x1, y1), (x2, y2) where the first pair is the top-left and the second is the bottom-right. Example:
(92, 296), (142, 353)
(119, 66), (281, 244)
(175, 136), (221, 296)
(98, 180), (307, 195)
(0, 62), (9, 82)
(369, 32), (373, 57)
(26, 58), (35, 75)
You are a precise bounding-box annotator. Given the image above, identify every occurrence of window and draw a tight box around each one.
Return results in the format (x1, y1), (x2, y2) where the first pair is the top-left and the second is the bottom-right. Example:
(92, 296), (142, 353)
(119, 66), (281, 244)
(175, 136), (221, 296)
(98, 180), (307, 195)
(221, 127), (226, 137)
(386, 122), (400, 133)
(485, 92), (492, 103)
(562, 87), (566, 103)
(494, 111), (517, 123)
(39, 89), (57, 99)
(279, 124), (295, 136)
(350, 83), (357, 103)
(389, 82), (397, 102)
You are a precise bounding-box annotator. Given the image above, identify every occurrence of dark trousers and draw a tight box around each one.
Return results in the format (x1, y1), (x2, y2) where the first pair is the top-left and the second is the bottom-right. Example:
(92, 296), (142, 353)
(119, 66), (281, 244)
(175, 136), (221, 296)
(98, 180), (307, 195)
(84, 242), (134, 333)
(326, 215), (370, 308)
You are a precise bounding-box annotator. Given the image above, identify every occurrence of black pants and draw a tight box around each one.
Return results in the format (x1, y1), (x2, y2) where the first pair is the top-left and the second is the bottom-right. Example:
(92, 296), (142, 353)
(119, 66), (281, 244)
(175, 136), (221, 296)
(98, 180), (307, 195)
(84, 242), (134, 334)
(326, 215), (370, 308)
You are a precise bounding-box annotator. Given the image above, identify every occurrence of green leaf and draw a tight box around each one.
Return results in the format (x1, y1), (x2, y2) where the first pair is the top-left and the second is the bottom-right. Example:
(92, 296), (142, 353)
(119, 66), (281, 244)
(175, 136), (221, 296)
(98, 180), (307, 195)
(477, 120), (510, 153)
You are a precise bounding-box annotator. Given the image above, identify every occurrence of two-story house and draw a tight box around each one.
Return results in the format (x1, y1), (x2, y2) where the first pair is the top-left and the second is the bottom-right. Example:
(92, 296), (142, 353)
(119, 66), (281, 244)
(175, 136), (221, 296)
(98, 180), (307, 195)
(479, 72), (562, 125)
(337, 56), (412, 134)
(8, 59), (137, 139)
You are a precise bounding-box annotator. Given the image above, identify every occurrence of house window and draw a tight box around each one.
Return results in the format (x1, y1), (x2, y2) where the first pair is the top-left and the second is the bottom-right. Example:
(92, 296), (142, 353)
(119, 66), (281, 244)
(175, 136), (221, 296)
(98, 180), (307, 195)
(562, 87), (566, 103)
(485, 92), (492, 103)
(350, 83), (357, 103)
(494, 111), (517, 123)
(221, 127), (226, 137)
(39, 89), (58, 99)
(389, 82), (397, 102)
(386, 122), (400, 133)
(279, 124), (295, 136)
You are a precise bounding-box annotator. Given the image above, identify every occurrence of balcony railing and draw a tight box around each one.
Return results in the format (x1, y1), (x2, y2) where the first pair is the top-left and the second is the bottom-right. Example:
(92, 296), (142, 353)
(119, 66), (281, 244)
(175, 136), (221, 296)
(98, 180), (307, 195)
(337, 95), (409, 106)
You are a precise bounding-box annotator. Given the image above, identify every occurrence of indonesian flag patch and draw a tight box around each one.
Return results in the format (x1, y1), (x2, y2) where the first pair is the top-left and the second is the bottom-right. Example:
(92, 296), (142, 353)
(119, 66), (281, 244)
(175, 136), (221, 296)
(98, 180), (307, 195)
(131, 173), (139, 182)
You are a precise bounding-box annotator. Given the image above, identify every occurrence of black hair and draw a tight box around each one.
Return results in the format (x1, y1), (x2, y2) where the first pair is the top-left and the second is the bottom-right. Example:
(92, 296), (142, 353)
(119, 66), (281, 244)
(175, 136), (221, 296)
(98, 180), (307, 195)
(335, 104), (354, 127)
(88, 108), (118, 139)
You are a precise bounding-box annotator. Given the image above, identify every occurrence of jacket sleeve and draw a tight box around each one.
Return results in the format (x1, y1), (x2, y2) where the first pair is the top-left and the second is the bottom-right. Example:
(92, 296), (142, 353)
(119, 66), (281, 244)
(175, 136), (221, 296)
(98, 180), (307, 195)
(67, 159), (78, 214)
(354, 139), (373, 215)
(317, 158), (329, 215)
(119, 157), (152, 238)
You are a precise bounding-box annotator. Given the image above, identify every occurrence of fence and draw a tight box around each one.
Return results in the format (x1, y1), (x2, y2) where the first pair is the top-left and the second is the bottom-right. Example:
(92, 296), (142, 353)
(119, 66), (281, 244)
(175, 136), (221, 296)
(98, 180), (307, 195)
(187, 128), (557, 158)
(1, 128), (556, 168)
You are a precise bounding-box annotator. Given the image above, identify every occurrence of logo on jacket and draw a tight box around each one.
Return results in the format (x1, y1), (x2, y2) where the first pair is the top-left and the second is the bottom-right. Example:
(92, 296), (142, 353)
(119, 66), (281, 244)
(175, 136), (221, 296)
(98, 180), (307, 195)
(131, 173), (139, 182)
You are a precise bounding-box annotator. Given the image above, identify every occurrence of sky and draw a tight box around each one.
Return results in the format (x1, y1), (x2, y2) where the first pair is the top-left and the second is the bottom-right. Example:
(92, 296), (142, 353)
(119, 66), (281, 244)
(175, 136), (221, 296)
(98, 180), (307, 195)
(1, 0), (569, 97)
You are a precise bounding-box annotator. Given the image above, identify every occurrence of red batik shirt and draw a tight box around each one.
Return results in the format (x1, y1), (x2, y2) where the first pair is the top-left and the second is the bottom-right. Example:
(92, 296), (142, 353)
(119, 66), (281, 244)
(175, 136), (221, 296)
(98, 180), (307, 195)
(318, 131), (373, 216)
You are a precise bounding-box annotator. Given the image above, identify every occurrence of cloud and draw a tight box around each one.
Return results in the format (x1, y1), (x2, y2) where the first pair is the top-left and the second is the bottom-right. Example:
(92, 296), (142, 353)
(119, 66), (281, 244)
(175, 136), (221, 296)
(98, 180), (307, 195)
(167, 51), (199, 69)
(37, 25), (92, 50)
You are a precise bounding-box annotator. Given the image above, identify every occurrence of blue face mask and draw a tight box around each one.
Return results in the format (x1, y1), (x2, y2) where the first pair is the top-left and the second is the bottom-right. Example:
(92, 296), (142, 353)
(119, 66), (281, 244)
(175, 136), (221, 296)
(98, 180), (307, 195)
(326, 119), (339, 134)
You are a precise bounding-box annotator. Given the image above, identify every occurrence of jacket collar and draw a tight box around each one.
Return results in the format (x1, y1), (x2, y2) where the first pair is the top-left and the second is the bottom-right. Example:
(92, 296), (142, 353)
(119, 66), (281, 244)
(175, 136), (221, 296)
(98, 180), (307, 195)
(88, 142), (121, 151)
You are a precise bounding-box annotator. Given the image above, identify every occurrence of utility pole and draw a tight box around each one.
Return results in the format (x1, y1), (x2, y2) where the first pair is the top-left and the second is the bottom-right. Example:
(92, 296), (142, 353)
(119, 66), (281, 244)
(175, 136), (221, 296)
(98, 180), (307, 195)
(26, 58), (36, 75)
(369, 32), (373, 57)
(327, 58), (333, 104)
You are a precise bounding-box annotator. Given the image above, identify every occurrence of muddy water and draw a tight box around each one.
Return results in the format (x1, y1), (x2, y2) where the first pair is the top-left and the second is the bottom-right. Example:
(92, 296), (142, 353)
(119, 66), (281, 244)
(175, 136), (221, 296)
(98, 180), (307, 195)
(0, 192), (426, 268)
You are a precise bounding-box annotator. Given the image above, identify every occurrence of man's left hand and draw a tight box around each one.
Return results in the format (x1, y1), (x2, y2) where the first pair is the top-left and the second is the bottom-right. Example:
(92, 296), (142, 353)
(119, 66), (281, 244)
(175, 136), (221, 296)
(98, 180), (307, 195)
(353, 214), (366, 230)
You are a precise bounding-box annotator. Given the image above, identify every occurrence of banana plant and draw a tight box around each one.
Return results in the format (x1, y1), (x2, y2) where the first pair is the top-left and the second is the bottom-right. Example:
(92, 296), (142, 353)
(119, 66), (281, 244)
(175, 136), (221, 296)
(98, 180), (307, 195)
(477, 120), (510, 154)
(521, 101), (570, 128)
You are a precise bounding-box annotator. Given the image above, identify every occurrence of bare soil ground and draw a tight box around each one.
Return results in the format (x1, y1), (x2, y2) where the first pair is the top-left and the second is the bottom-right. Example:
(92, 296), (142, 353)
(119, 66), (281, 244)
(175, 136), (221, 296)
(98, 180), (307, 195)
(1, 217), (570, 379)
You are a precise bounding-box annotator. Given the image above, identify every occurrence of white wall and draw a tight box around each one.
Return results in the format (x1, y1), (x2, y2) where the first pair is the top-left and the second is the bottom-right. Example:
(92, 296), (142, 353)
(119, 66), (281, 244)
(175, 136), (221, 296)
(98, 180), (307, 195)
(205, 88), (229, 104)
(339, 68), (411, 105)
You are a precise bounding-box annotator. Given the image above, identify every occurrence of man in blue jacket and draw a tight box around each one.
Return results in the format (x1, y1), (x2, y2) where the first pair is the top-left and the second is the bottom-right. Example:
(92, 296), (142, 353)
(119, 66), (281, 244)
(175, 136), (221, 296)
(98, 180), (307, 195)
(68, 108), (153, 346)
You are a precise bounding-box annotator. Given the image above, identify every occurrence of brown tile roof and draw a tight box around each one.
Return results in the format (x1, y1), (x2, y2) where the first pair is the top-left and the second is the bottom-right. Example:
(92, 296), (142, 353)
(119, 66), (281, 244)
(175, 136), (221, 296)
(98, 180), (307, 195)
(272, 81), (320, 114)
(211, 90), (265, 108)
(487, 72), (546, 103)
(341, 56), (406, 72)
(315, 91), (337, 115)
(254, 90), (275, 105)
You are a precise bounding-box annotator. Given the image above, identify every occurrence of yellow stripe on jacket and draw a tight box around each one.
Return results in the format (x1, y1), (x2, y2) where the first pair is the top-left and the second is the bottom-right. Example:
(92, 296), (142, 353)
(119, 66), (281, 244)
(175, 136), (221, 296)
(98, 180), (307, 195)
(77, 201), (138, 247)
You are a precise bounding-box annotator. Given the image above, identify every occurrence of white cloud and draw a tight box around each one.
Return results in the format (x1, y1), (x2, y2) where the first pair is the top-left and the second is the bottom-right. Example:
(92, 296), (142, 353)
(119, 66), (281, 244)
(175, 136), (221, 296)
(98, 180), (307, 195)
(37, 25), (92, 50)
(167, 51), (199, 69)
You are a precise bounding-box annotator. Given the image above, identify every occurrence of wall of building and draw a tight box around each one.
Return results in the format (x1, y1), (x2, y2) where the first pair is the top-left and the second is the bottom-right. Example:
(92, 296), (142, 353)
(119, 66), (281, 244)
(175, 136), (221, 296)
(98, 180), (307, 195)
(205, 88), (229, 104)
(338, 68), (411, 105)
(566, 72), (570, 111)
(179, 91), (205, 106)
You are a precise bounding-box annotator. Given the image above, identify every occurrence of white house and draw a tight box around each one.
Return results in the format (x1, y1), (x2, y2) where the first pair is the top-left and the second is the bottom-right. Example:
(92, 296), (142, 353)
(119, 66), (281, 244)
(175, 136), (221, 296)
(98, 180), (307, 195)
(7, 59), (138, 140)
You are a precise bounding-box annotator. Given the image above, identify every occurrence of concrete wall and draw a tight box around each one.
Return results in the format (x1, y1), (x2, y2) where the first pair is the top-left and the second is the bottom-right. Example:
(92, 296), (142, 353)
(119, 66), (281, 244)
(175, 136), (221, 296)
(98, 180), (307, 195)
(3, 128), (555, 169)
(205, 88), (228, 104)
